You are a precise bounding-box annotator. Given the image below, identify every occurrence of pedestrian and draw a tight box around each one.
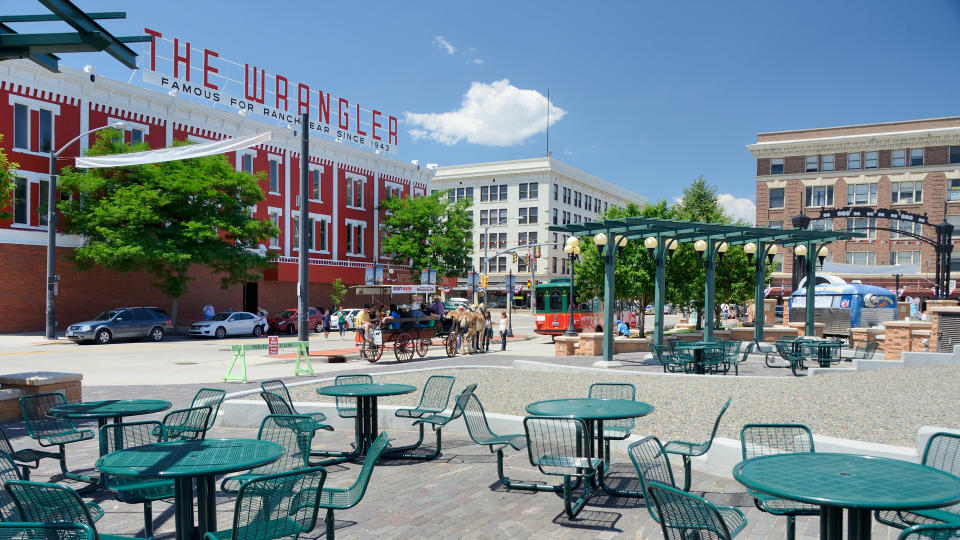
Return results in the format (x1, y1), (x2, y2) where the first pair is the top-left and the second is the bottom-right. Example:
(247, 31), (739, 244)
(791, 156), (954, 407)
(321, 308), (331, 339)
(224, 305), (233, 314)
(499, 311), (509, 351)
(256, 306), (268, 334)
(202, 304), (215, 321)
(483, 310), (493, 351)
(337, 307), (347, 340)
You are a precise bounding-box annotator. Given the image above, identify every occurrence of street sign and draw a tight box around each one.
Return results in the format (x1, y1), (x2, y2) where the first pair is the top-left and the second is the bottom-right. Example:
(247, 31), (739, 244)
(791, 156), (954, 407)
(268, 336), (279, 355)
(514, 285), (523, 293)
(505, 274), (516, 288)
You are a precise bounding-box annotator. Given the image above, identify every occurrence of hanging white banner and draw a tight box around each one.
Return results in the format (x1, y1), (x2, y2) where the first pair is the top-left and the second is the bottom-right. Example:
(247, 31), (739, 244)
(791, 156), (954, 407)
(75, 131), (272, 169)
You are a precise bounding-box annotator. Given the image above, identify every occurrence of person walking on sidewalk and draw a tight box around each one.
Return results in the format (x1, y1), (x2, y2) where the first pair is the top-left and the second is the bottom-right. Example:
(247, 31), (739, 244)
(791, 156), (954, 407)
(482, 310), (493, 351)
(321, 309), (331, 339)
(499, 311), (509, 351)
(337, 307), (347, 340)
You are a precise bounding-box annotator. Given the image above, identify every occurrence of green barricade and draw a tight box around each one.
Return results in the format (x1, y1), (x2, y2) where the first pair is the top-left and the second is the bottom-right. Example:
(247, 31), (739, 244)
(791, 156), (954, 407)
(224, 341), (313, 383)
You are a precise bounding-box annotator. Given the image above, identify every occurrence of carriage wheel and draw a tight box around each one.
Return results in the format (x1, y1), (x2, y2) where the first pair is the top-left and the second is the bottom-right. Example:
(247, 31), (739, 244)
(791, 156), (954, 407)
(445, 334), (459, 357)
(416, 338), (431, 357)
(361, 341), (382, 363)
(394, 334), (415, 363)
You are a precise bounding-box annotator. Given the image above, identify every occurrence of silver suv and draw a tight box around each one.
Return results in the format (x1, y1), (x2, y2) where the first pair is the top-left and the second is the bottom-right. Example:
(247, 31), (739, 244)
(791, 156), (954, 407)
(66, 307), (173, 344)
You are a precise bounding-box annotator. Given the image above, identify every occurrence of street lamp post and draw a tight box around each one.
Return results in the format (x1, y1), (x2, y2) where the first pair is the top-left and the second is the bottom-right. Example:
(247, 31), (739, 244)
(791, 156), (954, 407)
(505, 269), (515, 336)
(562, 237), (581, 336)
(46, 121), (126, 339)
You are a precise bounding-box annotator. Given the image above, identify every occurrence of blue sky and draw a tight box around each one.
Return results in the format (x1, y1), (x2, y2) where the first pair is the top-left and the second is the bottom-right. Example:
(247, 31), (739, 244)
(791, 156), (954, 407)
(9, 1), (960, 221)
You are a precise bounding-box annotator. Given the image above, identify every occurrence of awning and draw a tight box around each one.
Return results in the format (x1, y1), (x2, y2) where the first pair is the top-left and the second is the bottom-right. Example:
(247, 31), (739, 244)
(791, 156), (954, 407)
(75, 131), (272, 168)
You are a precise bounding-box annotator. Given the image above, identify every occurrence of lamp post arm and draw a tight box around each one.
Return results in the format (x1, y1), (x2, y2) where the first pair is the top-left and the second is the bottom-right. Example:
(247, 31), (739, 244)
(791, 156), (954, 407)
(54, 121), (125, 158)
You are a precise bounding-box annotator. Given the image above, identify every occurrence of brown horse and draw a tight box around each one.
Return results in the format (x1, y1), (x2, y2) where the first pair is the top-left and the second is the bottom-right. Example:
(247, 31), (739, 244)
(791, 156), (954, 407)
(446, 307), (485, 354)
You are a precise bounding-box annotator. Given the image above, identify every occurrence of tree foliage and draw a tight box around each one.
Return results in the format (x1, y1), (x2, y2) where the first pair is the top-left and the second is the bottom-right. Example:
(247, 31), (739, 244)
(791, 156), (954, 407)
(330, 277), (348, 307)
(379, 191), (473, 281)
(0, 135), (18, 220)
(57, 131), (278, 323)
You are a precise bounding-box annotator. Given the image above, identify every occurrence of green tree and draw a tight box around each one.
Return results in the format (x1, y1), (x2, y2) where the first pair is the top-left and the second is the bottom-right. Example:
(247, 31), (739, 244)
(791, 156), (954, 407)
(379, 191), (473, 281)
(330, 277), (348, 308)
(57, 131), (278, 325)
(0, 135), (18, 219)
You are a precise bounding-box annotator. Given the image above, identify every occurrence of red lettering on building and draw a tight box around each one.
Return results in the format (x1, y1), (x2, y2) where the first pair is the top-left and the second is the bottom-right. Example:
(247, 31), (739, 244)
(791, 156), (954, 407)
(371, 110), (382, 141)
(355, 104), (366, 136)
(275, 74), (289, 111)
(338, 98), (350, 130)
(297, 83), (310, 116)
(316, 90), (331, 125)
(173, 38), (190, 81)
(144, 28), (162, 71)
(244, 64), (265, 104)
(388, 116), (398, 146)
(202, 49), (219, 90)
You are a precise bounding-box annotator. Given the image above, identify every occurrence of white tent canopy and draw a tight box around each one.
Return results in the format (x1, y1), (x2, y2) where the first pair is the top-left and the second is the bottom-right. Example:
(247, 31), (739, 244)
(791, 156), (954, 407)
(75, 131), (272, 169)
(820, 261), (919, 275)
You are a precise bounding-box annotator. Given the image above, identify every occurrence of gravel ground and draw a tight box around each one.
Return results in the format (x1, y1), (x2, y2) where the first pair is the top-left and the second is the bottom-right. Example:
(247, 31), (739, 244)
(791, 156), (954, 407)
(283, 365), (960, 447)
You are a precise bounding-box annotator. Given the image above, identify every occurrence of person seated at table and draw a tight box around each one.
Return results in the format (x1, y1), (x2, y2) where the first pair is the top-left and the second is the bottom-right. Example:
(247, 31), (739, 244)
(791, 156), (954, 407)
(616, 319), (630, 336)
(380, 304), (402, 330)
(355, 304), (375, 341)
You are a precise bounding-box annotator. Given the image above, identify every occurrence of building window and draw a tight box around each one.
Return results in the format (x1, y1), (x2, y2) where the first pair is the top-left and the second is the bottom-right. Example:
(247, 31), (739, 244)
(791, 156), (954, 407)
(497, 257), (507, 273)
(497, 233), (507, 248)
(770, 159), (784, 175)
(948, 215), (960, 238)
(241, 154), (253, 174)
(38, 109), (53, 153)
(268, 160), (279, 192)
(768, 187), (784, 208)
(487, 184), (506, 202)
(466, 210), (473, 224)
(529, 231), (538, 244)
(479, 210), (488, 226)
(950, 179), (960, 202)
(552, 208), (558, 225)
(519, 208), (527, 224)
(345, 222), (364, 255)
(864, 151), (878, 169)
(13, 104), (28, 150)
(497, 208), (507, 225)
(553, 184), (558, 201)
(891, 181), (922, 204)
(480, 186), (488, 202)
(268, 212), (281, 248)
(518, 232), (527, 246)
(822, 154), (835, 172)
(519, 257), (528, 273)
(528, 207), (538, 224)
(847, 153), (861, 170)
(519, 183), (529, 200)
(846, 216), (876, 239)
(768, 221), (783, 229)
(311, 170), (321, 201)
(847, 183), (877, 205)
(346, 174), (365, 209)
(805, 185), (833, 207)
(846, 252), (876, 265)
(552, 257), (557, 273)
(891, 219), (923, 239)
(13, 178), (27, 225)
(131, 128), (144, 145)
(890, 251), (921, 266)
(892, 149), (906, 167)
(808, 218), (833, 231)
(292, 216), (315, 251)
(771, 253), (783, 272)
(910, 148), (924, 166)
(805, 156), (818, 172)
(950, 146), (960, 165)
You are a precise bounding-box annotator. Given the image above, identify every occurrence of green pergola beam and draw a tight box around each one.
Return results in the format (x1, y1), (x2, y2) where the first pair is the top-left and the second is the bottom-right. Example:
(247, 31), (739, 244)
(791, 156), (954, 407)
(39, 0), (139, 69)
(0, 31), (111, 54)
(117, 35), (152, 43)
(0, 12), (125, 23)
(0, 22), (60, 70)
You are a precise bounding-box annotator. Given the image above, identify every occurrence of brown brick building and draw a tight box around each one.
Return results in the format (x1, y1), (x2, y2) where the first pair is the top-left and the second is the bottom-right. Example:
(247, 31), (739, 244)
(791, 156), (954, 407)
(750, 116), (960, 294)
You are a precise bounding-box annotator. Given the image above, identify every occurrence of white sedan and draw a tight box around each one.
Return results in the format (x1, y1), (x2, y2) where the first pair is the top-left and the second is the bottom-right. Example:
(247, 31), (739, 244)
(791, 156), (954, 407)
(330, 309), (361, 331)
(189, 311), (264, 338)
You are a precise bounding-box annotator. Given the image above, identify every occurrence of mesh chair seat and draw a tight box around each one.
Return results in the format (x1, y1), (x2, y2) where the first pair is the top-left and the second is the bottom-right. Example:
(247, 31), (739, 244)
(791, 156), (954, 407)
(0, 523), (96, 540)
(602, 425), (632, 440)
(44, 430), (94, 445)
(647, 481), (747, 539)
(221, 415), (315, 494)
(333, 375), (373, 419)
(876, 432), (960, 529)
(751, 491), (819, 514)
(663, 398), (731, 491)
(535, 455), (602, 470)
(259, 393), (333, 432)
(10, 448), (59, 464)
(109, 478), (174, 502)
(190, 388), (227, 431)
(395, 376), (456, 420)
(203, 518), (303, 540)
(214, 467), (327, 540)
(663, 440), (709, 457)
(260, 380), (327, 423)
(898, 524), (960, 540)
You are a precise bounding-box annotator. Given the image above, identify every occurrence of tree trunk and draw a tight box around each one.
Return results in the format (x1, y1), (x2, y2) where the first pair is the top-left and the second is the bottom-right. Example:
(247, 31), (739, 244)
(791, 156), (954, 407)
(171, 296), (180, 332)
(695, 309), (703, 331)
(638, 297), (646, 337)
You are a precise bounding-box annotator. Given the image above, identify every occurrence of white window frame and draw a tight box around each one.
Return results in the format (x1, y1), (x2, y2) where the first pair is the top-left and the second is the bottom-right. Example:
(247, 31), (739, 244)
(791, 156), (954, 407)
(890, 219), (922, 239)
(268, 158), (280, 194)
(267, 207), (282, 248)
(108, 116), (150, 146)
(892, 149), (906, 167)
(9, 95), (61, 157)
(890, 251), (921, 266)
(237, 150), (256, 174)
(291, 211), (330, 253)
(822, 154), (835, 171)
(345, 218), (366, 257)
(345, 173), (366, 210)
(309, 166), (324, 202)
(770, 158), (784, 175)
(847, 183), (878, 205)
(845, 252), (876, 265)
(768, 187), (785, 209)
(847, 153), (861, 170)
(805, 156), (818, 172)
(910, 148), (924, 166)
(846, 216), (877, 239)
(864, 151), (878, 169)
(10, 170), (49, 230)
(891, 181), (922, 205)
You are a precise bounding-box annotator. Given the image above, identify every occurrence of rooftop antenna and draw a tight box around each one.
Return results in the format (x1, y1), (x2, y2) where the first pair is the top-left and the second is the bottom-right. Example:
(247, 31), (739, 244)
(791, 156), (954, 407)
(546, 87), (551, 158)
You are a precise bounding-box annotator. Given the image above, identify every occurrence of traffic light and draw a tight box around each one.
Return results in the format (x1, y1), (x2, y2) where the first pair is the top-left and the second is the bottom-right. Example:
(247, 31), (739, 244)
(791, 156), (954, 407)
(480, 274), (489, 288)
(526, 279), (532, 288)
(534, 245), (541, 258)
(512, 252), (517, 263)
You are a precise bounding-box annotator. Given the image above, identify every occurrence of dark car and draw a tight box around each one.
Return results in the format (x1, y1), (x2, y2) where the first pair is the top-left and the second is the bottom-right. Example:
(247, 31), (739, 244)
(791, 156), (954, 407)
(268, 307), (322, 334)
(66, 307), (173, 344)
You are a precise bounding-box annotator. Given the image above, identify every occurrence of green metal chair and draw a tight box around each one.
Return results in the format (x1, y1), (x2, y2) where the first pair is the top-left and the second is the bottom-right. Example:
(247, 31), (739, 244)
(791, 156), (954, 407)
(399, 383), (477, 460)
(587, 382), (636, 466)
(646, 481), (747, 540)
(333, 375), (373, 418)
(0, 425), (59, 480)
(315, 432), (389, 540)
(0, 452), (23, 521)
(190, 388), (226, 432)
(846, 339), (879, 361)
(221, 415), (314, 493)
(4, 480), (108, 531)
(99, 421), (173, 538)
(206, 467), (327, 540)
(523, 416), (600, 518)
(0, 522), (95, 540)
(389, 376), (456, 456)
(161, 405), (212, 441)
(652, 343), (689, 373)
(261, 380), (330, 425)
(773, 340), (808, 377)
(876, 432), (960, 529)
(899, 524), (960, 540)
(740, 423), (818, 540)
(700, 342), (726, 374)
(721, 340), (745, 375)
(455, 392), (534, 491)
(663, 398), (731, 491)
(18, 393), (95, 482)
(260, 392), (334, 432)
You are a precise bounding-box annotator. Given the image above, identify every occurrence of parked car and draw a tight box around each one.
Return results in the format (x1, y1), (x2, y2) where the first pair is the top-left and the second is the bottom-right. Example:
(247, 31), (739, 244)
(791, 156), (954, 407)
(268, 307), (322, 334)
(66, 307), (173, 345)
(330, 308), (361, 330)
(189, 311), (263, 339)
(485, 299), (506, 309)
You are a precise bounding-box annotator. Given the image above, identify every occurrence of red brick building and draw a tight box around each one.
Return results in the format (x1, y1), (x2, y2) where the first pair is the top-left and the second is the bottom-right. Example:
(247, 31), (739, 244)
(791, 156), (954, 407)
(0, 59), (434, 332)
(751, 116), (960, 294)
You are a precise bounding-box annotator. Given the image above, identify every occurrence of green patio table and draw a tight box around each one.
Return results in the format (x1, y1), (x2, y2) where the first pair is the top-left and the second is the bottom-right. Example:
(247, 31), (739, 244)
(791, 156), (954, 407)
(797, 338), (843, 367)
(97, 438), (283, 540)
(674, 341), (724, 374)
(316, 383), (416, 460)
(526, 398), (654, 496)
(48, 399), (171, 492)
(734, 453), (960, 540)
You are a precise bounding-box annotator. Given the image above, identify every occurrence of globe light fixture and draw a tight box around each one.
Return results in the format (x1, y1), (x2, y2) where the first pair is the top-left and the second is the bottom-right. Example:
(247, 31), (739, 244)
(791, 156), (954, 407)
(644, 237), (657, 257)
(744, 242), (757, 264)
(817, 245), (829, 266)
(767, 244), (778, 265)
(694, 239), (707, 263)
(666, 238), (678, 260)
(593, 232), (607, 256)
(717, 241), (729, 262)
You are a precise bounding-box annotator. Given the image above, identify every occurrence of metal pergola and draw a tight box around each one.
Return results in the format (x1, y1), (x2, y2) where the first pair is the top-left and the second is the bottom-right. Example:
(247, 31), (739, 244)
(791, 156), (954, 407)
(550, 217), (864, 362)
(1, 0), (149, 72)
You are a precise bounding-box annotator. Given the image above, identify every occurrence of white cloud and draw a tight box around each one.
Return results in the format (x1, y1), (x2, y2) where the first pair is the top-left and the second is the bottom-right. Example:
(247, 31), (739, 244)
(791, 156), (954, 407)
(563, 148), (574, 156)
(405, 79), (566, 146)
(433, 36), (456, 55)
(469, 58), (484, 65)
(718, 193), (756, 224)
